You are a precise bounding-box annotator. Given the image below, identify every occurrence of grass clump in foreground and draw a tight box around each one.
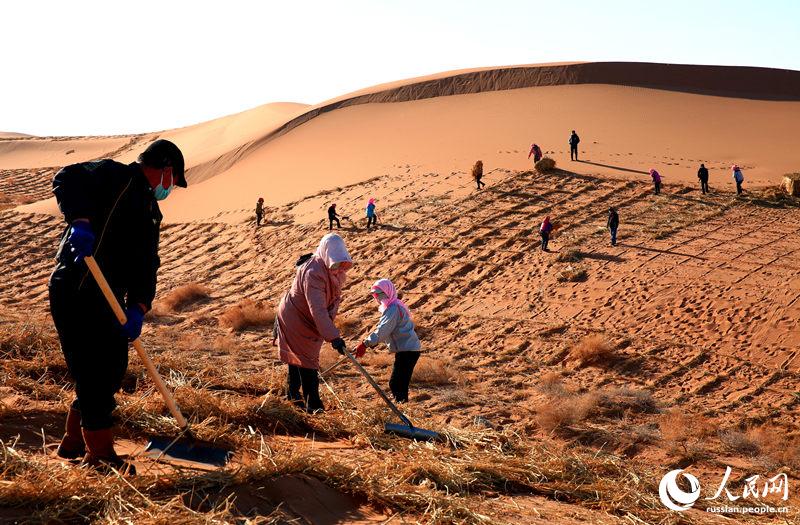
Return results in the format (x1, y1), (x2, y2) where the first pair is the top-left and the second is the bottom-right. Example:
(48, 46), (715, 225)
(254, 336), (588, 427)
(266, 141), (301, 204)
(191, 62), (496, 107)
(570, 335), (614, 367)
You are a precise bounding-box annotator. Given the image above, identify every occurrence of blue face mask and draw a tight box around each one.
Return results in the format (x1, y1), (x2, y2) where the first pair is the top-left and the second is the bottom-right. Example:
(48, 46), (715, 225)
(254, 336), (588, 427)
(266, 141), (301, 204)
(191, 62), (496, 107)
(153, 170), (174, 201)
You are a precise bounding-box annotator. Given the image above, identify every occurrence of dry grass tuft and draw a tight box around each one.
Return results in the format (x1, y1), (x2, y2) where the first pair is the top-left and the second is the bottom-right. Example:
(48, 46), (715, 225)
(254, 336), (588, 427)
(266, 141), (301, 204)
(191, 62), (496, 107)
(555, 248), (582, 263)
(659, 411), (714, 464)
(535, 157), (556, 173)
(569, 335), (613, 367)
(218, 299), (275, 332)
(157, 283), (211, 312)
(557, 265), (588, 282)
(412, 356), (455, 386)
(535, 392), (599, 433)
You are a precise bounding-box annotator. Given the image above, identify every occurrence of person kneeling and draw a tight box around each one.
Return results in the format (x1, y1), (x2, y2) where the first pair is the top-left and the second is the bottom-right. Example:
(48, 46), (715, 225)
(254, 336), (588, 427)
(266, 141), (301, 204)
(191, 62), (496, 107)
(355, 279), (421, 403)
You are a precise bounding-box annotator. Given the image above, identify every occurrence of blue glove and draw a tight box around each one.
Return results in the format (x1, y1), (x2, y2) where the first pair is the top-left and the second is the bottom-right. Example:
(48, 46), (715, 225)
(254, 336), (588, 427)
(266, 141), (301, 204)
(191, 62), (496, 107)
(67, 222), (95, 262)
(121, 305), (145, 341)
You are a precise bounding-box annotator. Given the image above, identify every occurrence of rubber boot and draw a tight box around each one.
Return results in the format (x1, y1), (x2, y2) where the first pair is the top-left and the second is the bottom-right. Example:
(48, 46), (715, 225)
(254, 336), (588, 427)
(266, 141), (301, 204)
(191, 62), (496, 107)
(81, 428), (136, 475)
(56, 407), (85, 460)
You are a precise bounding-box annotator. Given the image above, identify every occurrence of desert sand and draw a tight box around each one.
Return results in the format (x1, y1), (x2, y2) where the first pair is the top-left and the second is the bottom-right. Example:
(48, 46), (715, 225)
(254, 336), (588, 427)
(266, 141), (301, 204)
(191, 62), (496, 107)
(1, 62), (799, 523)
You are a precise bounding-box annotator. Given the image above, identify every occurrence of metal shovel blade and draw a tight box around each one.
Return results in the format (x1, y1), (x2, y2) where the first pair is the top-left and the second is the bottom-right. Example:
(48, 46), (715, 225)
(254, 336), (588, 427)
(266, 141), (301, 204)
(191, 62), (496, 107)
(144, 436), (233, 467)
(384, 423), (443, 442)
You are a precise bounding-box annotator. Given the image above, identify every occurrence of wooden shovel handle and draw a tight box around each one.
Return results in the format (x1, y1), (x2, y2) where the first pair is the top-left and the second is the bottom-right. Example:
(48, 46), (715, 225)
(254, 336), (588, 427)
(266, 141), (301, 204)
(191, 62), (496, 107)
(83, 256), (189, 431)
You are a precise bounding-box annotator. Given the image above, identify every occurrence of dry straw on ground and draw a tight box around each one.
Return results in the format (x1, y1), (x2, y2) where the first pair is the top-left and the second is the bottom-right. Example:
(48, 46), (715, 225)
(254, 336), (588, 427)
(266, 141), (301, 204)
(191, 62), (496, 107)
(569, 335), (613, 366)
(557, 265), (588, 282)
(218, 299), (275, 331)
(157, 283), (211, 312)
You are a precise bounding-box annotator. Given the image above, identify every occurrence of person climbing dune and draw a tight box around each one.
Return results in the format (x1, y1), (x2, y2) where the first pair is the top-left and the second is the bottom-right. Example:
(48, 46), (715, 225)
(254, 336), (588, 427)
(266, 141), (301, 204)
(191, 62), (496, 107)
(649, 169), (662, 195)
(366, 198), (378, 230)
(473, 160), (485, 190)
(540, 216), (553, 251)
(528, 143), (543, 163)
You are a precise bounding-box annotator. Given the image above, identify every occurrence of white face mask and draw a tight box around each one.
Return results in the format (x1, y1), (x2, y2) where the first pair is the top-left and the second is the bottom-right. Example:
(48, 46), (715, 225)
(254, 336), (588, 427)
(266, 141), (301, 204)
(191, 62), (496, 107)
(153, 170), (174, 201)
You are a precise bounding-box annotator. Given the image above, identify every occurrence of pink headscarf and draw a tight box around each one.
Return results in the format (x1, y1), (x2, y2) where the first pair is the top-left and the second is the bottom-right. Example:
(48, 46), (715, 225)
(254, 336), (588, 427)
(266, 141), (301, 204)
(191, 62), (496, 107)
(368, 198), (375, 205)
(370, 278), (411, 320)
(731, 164), (740, 171)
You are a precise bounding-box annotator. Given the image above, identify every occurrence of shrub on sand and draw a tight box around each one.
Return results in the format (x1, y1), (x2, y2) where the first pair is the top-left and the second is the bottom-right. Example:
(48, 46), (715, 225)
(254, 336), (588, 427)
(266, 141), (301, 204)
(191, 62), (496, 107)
(157, 283), (211, 312)
(556, 248), (582, 263)
(570, 335), (613, 367)
(535, 157), (556, 173)
(557, 265), (588, 282)
(536, 392), (598, 433)
(218, 299), (275, 331)
(412, 357), (454, 385)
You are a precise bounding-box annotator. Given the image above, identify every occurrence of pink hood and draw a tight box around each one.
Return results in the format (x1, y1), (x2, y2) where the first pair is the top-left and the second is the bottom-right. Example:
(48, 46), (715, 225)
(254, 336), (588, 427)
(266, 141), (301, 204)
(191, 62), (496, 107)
(370, 278), (411, 320)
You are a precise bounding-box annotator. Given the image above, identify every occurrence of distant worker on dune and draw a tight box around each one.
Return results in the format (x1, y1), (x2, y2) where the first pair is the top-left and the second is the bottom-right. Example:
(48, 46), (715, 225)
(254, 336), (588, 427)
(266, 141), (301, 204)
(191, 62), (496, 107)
(540, 216), (553, 251)
(275, 233), (352, 413)
(327, 203), (341, 230)
(255, 197), (265, 226)
(732, 165), (744, 195)
(49, 139), (186, 475)
(697, 164), (710, 194)
(569, 130), (580, 161)
(649, 169), (662, 195)
(528, 143), (543, 163)
(473, 160), (485, 190)
(366, 198), (378, 230)
(607, 207), (619, 246)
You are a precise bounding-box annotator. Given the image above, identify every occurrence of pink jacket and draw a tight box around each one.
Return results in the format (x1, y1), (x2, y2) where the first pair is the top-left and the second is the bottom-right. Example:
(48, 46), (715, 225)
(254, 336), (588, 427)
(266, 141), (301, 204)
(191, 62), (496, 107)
(276, 256), (342, 369)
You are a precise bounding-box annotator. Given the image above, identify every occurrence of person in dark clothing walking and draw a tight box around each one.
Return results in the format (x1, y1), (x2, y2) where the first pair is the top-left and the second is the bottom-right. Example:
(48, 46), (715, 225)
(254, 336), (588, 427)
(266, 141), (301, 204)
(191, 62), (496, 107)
(255, 197), (265, 226)
(607, 207), (619, 246)
(49, 139), (185, 475)
(697, 164), (709, 194)
(473, 160), (485, 190)
(540, 216), (553, 251)
(327, 203), (341, 230)
(569, 130), (580, 161)
(732, 165), (745, 195)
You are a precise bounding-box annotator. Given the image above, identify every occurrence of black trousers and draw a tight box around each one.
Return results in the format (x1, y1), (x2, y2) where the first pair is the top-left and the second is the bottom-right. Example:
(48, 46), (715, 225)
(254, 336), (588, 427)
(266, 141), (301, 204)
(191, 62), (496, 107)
(540, 231), (550, 251)
(390, 352), (420, 403)
(256, 213), (263, 226)
(700, 179), (709, 194)
(329, 217), (340, 230)
(287, 364), (323, 412)
(49, 280), (128, 430)
(476, 177), (485, 189)
(736, 181), (743, 195)
(570, 145), (578, 160)
(654, 181), (661, 195)
(367, 215), (377, 228)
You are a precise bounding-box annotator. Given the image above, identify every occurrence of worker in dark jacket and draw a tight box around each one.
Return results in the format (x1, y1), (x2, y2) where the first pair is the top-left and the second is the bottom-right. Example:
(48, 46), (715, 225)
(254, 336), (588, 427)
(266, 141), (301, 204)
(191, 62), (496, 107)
(256, 197), (265, 226)
(569, 130), (580, 161)
(327, 203), (341, 230)
(607, 207), (619, 246)
(697, 164), (709, 194)
(49, 139), (185, 475)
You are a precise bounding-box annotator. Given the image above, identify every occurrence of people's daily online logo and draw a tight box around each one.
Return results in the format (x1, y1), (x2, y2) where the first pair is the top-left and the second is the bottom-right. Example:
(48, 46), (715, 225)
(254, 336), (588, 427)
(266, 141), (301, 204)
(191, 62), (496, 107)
(659, 467), (790, 515)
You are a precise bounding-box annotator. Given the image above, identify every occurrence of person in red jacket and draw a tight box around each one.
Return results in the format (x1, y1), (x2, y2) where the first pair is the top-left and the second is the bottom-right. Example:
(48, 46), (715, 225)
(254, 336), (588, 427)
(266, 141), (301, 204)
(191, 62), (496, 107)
(540, 216), (553, 251)
(528, 143), (543, 163)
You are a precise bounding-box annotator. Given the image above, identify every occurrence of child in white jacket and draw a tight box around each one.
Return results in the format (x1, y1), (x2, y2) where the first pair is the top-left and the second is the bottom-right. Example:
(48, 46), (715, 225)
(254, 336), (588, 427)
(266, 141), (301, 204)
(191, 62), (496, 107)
(355, 279), (421, 402)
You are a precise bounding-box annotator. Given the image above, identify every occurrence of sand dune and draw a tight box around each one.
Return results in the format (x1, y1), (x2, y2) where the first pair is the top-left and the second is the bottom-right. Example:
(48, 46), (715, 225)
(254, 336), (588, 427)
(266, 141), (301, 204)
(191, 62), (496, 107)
(10, 62), (800, 223)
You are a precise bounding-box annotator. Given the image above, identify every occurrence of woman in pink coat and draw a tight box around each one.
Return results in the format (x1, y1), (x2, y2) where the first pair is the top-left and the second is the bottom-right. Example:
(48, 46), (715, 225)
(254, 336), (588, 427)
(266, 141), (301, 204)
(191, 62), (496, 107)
(275, 233), (352, 412)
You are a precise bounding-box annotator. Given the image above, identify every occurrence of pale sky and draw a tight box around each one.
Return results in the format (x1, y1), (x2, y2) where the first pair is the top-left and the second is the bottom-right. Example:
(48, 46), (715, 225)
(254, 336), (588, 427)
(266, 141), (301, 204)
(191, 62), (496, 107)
(2, 0), (798, 136)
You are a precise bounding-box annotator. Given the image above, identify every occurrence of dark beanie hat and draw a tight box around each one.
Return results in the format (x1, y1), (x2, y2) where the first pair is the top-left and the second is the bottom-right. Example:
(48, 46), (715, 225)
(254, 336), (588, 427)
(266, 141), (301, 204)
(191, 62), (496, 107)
(138, 139), (186, 187)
